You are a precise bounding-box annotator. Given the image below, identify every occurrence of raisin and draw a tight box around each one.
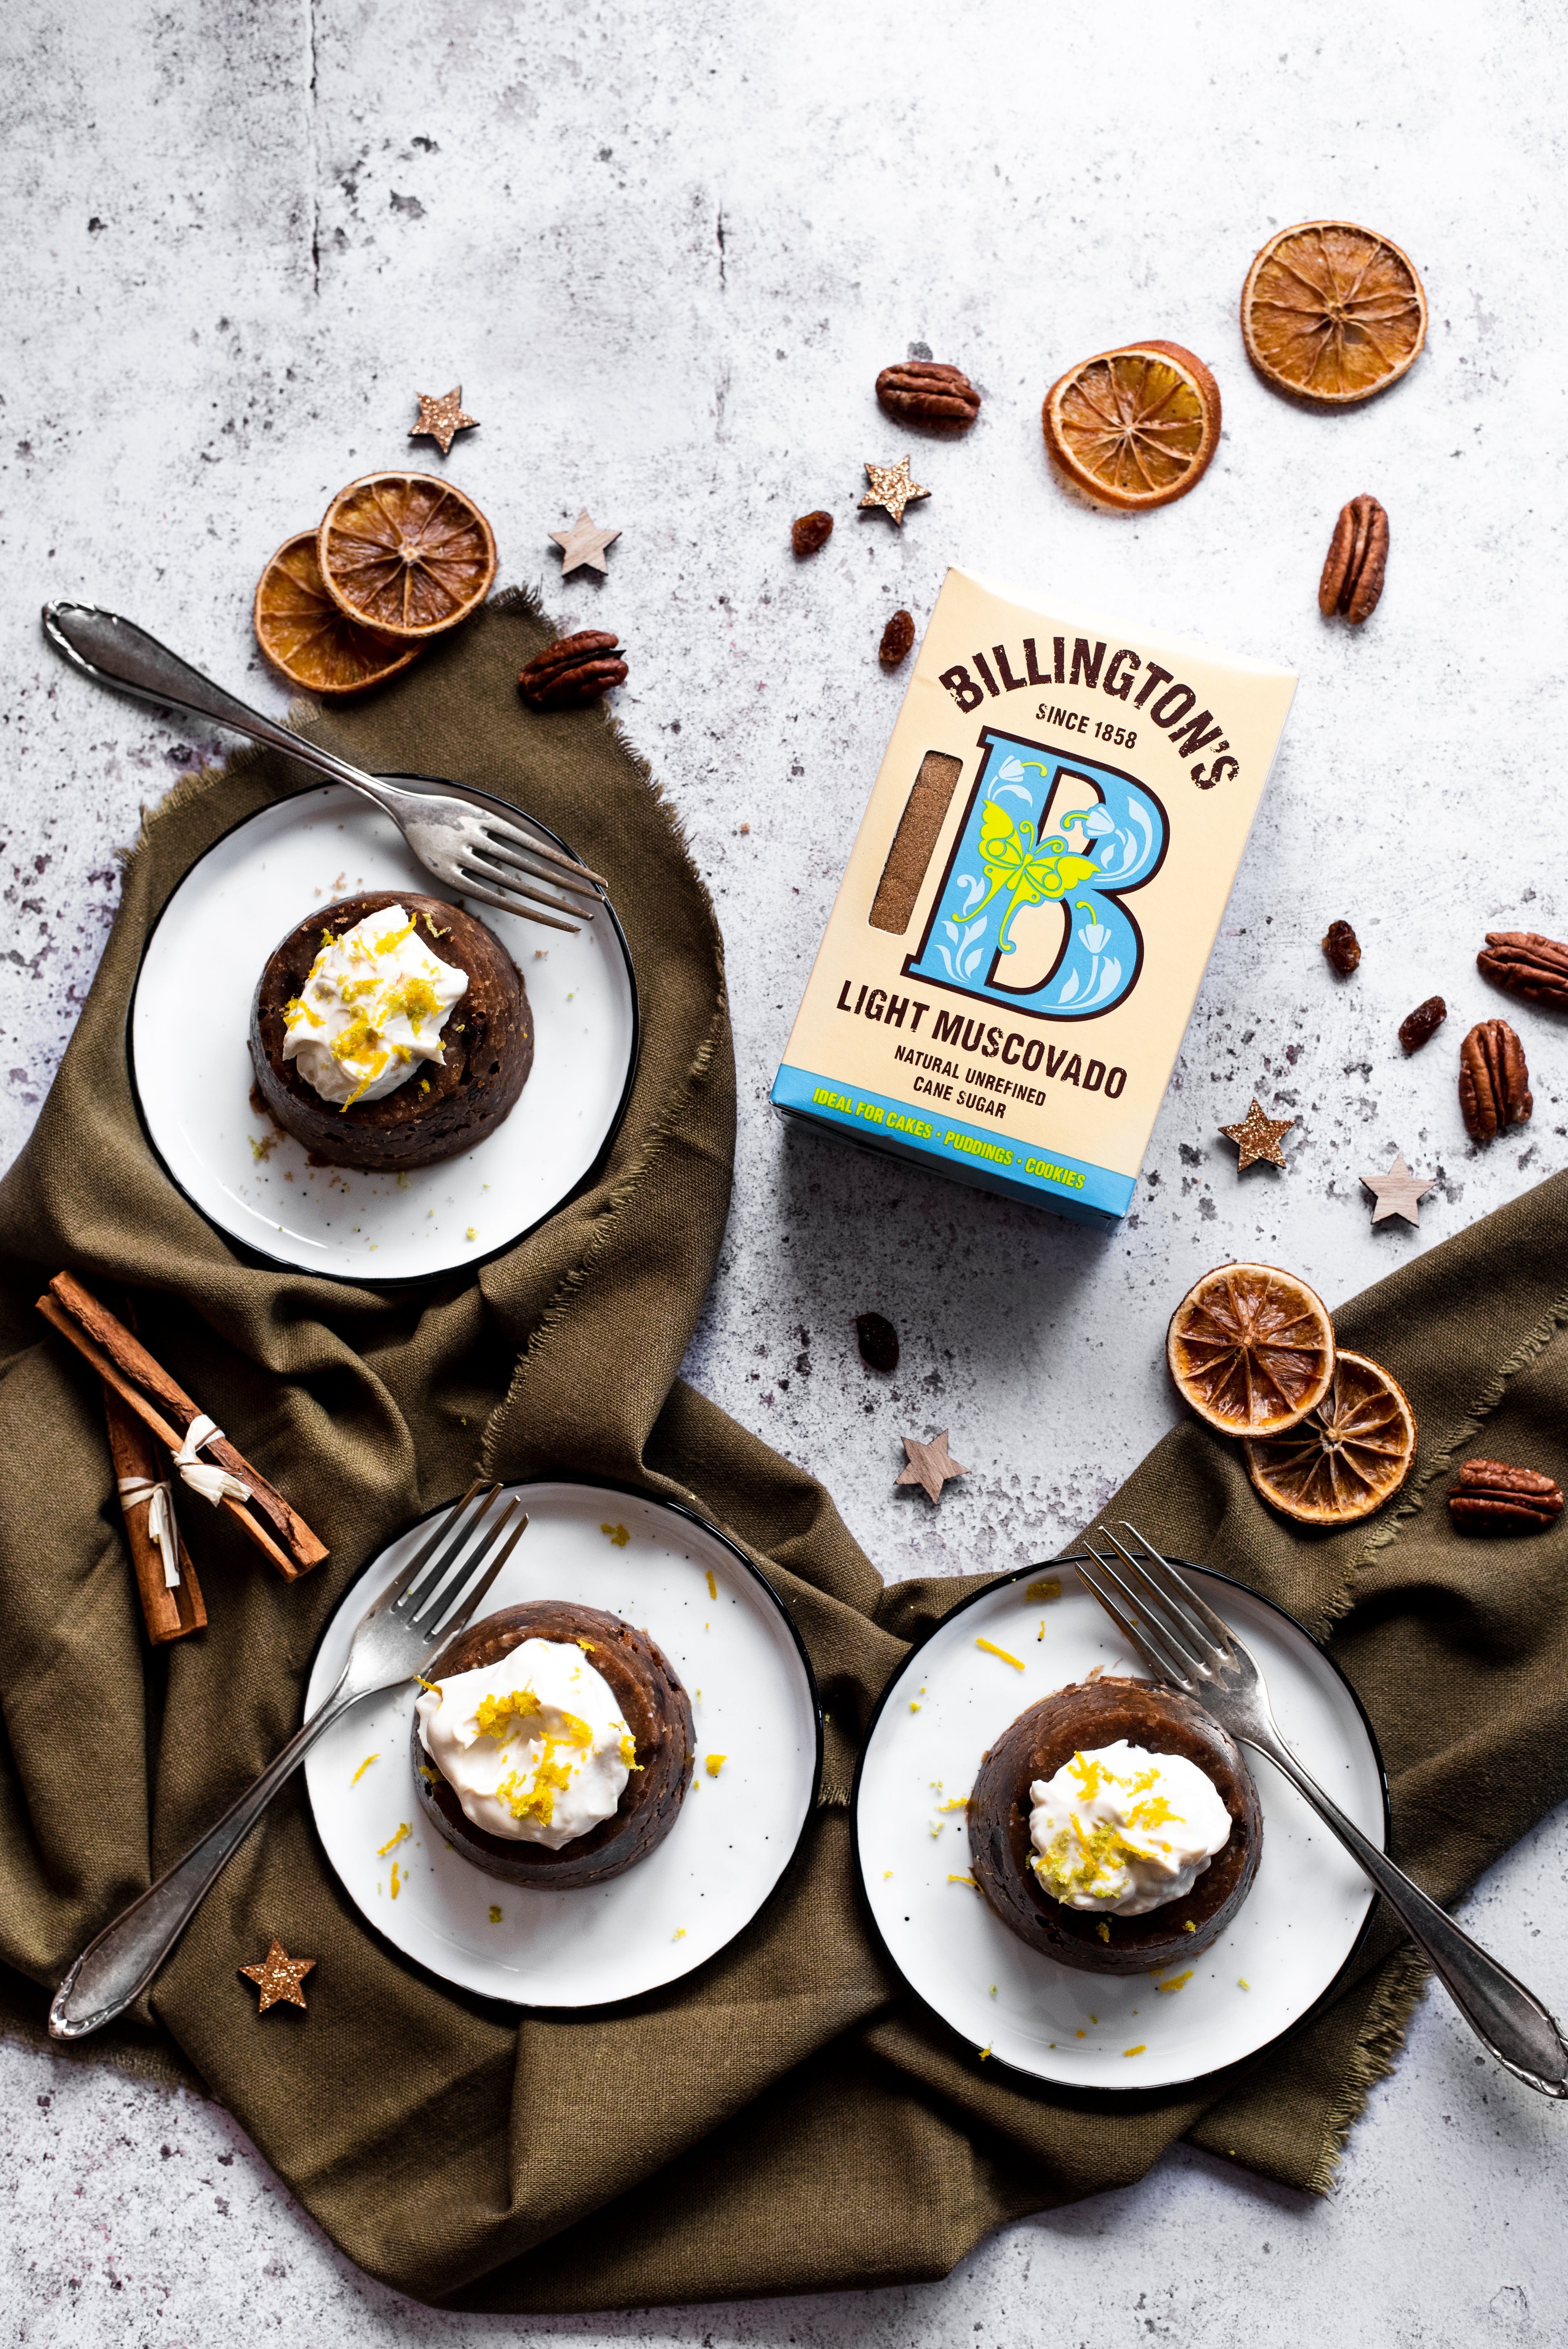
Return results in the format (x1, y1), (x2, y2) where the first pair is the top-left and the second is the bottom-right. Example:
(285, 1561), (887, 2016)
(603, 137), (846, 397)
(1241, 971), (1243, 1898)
(791, 510), (833, 557)
(1398, 994), (1447, 1053)
(1321, 920), (1361, 975)
(879, 609), (916, 667)
(854, 1312), (900, 1373)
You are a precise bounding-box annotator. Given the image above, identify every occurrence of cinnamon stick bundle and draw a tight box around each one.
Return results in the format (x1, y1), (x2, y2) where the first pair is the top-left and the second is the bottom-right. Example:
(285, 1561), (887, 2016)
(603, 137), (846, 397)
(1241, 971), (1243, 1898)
(102, 1377), (206, 1643)
(38, 1270), (327, 1580)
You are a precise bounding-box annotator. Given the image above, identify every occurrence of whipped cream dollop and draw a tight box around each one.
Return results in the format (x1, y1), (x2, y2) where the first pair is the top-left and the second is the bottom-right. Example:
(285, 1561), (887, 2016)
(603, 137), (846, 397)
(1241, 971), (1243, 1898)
(414, 1638), (635, 1848)
(1028, 1740), (1232, 1917)
(283, 903), (467, 1108)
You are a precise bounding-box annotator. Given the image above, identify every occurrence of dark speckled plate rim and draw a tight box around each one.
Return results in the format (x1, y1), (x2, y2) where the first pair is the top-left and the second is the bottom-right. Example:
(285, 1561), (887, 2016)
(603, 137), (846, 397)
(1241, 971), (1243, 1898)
(849, 1554), (1392, 2098)
(125, 775), (641, 1289)
(300, 1473), (825, 2017)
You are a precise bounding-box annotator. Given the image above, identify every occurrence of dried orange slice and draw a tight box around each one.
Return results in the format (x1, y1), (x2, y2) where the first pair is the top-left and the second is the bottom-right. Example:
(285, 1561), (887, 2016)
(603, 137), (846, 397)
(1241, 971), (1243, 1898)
(1245, 1351), (1416, 1525)
(318, 472), (497, 639)
(1167, 1263), (1335, 1438)
(252, 533), (421, 696)
(1241, 221), (1427, 407)
(1042, 340), (1221, 511)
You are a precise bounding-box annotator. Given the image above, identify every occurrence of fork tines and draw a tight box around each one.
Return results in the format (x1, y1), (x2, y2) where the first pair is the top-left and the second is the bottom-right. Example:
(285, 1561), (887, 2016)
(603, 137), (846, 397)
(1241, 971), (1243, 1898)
(457, 852), (597, 934)
(457, 817), (609, 937)
(382, 1480), (526, 1634)
(1076, 1522), (1236, 1695)
(435, 1502), (530, 1643)
(458, 870), (584, 935)
(480, 823), (607, 900)
(464, 846), (600, 918)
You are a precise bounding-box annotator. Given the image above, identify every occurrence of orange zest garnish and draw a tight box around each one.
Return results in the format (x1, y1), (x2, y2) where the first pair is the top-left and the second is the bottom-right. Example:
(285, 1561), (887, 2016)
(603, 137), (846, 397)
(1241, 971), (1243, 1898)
(975, 1637), (1024, 1670)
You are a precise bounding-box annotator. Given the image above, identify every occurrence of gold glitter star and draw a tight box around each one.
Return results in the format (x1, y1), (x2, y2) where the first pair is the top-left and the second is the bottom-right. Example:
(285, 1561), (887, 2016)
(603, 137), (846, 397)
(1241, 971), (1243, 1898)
(239, 1936), (316, 2014)
(860, 455), (930, 528)
(896, 1429), (968, 1505)
(409, 386), (478, 457)
(1360, 1151), (1434, 1226)
(1220, 1097), (1294, 1172)
(550, 507), (621, 577)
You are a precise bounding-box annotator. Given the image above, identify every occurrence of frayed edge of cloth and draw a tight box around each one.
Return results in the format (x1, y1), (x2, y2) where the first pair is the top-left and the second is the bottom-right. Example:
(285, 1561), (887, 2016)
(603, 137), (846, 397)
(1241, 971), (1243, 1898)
(1304, 1947), (1430, 2195)
(1316, 1278), (1568, 1635)
(116, 739), (274, 874)
(473, 591), (732, 1468)
(479, 998), (728, 1475)
(492, 580), (726, 953)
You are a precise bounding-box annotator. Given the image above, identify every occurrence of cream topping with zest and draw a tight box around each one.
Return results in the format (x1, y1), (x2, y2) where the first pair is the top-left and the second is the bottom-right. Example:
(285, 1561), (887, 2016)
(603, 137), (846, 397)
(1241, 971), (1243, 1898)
(1028, 1739), (1232, 1916)
(415, 1638), (634, 1848)
(283, 903), (466, 1108)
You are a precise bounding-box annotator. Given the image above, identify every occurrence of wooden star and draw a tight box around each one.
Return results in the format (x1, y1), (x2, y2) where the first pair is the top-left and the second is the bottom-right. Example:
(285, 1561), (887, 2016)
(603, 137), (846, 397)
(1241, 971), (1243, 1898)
(860, 456), (930, 528)
(897, 1429), (968, 1505)
(1220, 1097), (1294, 1172)
(550, 507), (621, 577)
(239, 1936), (315, 2014)
(1361, 1151), (1434, 1226)
(409, 386), (478, 457)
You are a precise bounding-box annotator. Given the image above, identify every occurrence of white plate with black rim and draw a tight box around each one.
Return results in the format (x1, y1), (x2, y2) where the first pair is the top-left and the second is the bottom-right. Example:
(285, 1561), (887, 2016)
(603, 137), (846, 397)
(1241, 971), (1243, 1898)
(853, 1558), (1388, 2091)
(129, 780), (639, 1284)
(301, 1477), (821, 2009)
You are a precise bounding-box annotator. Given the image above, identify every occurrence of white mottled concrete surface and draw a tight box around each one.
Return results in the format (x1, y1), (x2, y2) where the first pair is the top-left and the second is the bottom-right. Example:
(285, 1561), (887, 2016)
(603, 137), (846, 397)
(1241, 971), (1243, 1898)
(2, 0), (1566, 2338)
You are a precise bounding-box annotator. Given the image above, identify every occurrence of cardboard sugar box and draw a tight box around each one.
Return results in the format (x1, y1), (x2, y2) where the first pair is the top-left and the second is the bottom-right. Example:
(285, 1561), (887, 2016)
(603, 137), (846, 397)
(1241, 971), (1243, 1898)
(772, 568), (1297, 1228)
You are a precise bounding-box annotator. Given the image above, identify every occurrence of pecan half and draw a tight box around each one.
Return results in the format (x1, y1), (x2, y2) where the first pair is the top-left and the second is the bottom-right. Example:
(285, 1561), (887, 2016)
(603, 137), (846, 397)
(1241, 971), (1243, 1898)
(1321, 919), (1360, 975)
(1399, 995), (1446, 1052)
(791, 510), (833, 557)
(519, 631), (627, 711)
(875, 361), (981, 430)
(879, 609), (915, 667)
(1319, 494), (1389, 623)
(1458, 1018), (1532, 1143)
(1476, 929), (1568, 1012)
(1449, 1458), (1565, 1531)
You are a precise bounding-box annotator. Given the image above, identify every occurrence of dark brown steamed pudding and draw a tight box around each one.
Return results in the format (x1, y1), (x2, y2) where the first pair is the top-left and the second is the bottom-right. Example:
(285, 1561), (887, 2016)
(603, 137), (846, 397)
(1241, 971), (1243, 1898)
(967, 1675), (1263, 1975)
(411, 1601), (696, 1889)
(249, 889), (532, 1171)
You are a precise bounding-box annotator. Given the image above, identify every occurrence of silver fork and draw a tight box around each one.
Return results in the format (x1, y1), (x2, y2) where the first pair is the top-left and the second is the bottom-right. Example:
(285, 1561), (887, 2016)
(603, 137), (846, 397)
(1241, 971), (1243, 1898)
(49, 1479), (529, 2041)
(1075, 1521), (1568, 2098)
(41, 603), (606, 935)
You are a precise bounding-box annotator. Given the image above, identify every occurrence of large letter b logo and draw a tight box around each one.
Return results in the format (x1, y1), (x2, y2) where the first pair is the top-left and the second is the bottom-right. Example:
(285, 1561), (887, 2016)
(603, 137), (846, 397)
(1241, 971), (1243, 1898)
(904, 728), (1168, 1021)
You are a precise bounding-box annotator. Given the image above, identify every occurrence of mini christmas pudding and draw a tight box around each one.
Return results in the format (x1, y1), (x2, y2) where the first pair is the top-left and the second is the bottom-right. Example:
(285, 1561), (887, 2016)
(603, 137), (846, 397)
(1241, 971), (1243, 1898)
(410, 1601), (696, 1888)
(248, 890), (532, 1172)
(968, 1676), (1262, 1975)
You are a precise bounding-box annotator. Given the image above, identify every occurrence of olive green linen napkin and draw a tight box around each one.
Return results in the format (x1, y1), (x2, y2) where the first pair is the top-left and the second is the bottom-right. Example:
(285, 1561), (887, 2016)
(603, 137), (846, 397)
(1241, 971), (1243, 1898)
(2, 591), (1565, 2311)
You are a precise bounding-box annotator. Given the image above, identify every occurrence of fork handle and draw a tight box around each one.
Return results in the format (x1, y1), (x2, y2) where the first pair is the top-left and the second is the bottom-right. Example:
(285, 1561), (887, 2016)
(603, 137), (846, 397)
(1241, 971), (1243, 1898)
(48, 1675), (356, 2041)
(41, 602), (400, 814)
(1250, 1731), (1568, 2097)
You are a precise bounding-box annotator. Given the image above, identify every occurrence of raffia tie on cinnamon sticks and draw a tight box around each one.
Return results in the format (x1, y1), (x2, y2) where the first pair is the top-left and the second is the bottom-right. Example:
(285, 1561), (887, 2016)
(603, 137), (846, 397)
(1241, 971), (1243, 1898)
(103, 1376), (206, 1644)
(38, 1270), (327, 1581)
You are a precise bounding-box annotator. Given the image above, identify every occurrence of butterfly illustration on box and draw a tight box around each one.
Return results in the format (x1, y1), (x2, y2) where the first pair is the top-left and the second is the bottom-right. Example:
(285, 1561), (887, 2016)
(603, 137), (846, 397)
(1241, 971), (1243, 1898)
(961, 801), (1104, 958)
(905, 729), (1168, 1019)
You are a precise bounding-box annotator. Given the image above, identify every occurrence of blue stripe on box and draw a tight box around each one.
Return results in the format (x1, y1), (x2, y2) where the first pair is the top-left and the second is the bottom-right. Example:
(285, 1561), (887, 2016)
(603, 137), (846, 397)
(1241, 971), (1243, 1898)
(769, 1063), (1135, 1228)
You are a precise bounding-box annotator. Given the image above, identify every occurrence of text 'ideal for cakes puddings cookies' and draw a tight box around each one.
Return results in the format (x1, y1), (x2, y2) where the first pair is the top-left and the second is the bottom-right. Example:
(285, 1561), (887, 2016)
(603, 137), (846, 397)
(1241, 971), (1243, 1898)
(411, 1601), (696, 1888)
(968, 1676), (1263, 1974)
(249, 891), (532, 1172)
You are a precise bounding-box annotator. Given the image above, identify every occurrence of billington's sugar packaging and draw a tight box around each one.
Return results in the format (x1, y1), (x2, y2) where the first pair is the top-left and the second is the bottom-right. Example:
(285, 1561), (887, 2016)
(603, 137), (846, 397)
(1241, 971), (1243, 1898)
(772, 569), (1297, 1228)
